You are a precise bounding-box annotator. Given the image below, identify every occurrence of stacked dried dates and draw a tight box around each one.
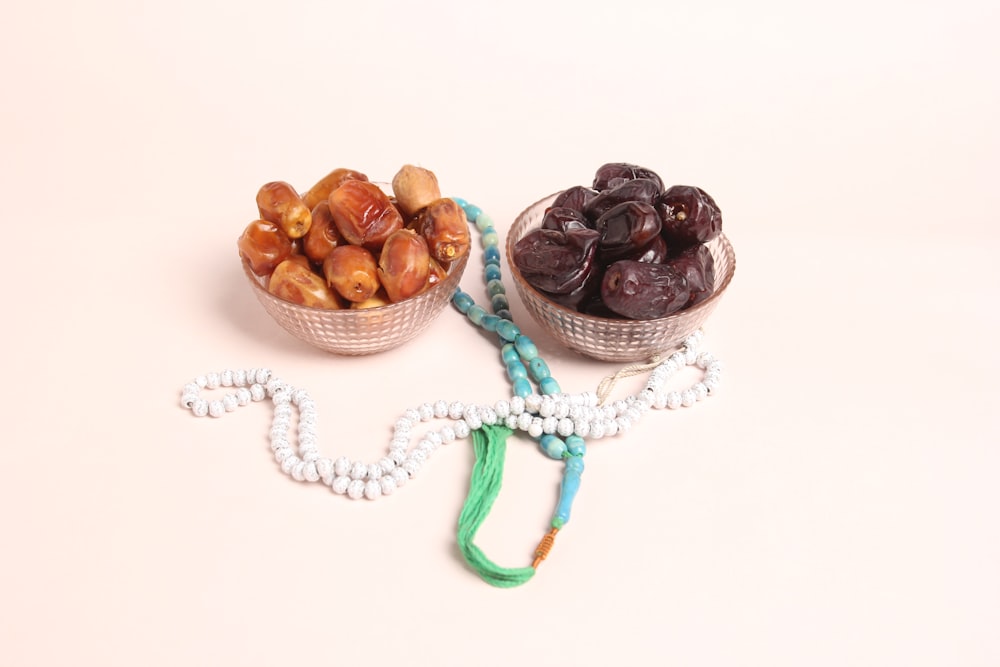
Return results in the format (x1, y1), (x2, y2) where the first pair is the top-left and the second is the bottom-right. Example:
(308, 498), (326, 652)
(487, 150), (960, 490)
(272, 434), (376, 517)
(238, 165), (470, 309)
(512, 163), (723, 320)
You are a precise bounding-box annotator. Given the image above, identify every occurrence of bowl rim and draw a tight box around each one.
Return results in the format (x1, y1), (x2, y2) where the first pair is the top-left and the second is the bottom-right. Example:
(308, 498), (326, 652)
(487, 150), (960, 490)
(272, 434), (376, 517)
(505, 190), (736, 324)
(242, 248), (470, 315)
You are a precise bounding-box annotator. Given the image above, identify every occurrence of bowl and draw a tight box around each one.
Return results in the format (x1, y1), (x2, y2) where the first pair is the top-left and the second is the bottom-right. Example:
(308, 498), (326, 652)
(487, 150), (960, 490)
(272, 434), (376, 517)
(242, 250), (468, 355)
(506, 192), (736, 363)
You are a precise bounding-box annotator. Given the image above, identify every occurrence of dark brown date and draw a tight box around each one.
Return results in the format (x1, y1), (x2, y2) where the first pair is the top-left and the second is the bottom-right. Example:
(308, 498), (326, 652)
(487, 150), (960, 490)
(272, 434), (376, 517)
(582, 178), (662, 222)
(551, 186), (599, 215)
(541, 206), (591, 233)
(629, 235), (668, 263)
(594, 201), (662, 262)
(323, 245), (380, 303)
(601, 260), (690, 320)
(656, 185), (722, 246)
(592, 163), (665, 193)
(328, 180), (404, 251)
(238, 219), (293, 276)
(513, 228), (600, 295)
(667, 243), (715, 307)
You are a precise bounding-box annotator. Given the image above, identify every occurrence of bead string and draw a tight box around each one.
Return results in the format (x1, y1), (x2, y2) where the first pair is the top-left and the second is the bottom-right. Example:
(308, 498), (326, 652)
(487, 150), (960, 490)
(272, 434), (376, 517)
(177, 199), (724, 580)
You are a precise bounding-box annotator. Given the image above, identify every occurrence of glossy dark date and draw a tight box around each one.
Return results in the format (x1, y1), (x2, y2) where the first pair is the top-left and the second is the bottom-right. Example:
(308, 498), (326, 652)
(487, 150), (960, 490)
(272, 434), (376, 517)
(656, 185), (722, 245)
(601, 260), (690, 320)
(592, 162), (665, 193)
(551, 185), (599, 215)
(541, 206), (591, 233)
(594, 201), (662, 262)
(583, 178), (661, 222)
(513, 228), (600, 295)
(667, 243), (715, 307)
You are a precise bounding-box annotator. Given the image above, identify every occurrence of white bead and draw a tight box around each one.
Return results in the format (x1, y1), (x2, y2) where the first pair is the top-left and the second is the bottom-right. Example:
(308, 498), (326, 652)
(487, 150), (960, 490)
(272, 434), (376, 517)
(670, 352), (686, 368)
(528, 418), (543, 438)
(665, 391), (682, 409)
(693, 383), (708, 401)
(390, 467), (408, 487)
(494, 399), (510, 418)
(390, 436), (410, 450)
(367, 463), (383, 480)
(681, 390), (696, 407)
(425, 432), (442, 447)
(255, 368), (271, 384)
(389, 448), (407, 465)
(206, 372), (221, 389)
(439, 426), (456, 443)
(505, 415), (518, 429)
(516, 412), (533, 431)
(333, 456), (351, 476)
(220, 370), (234, 387)
(331, 476), (351, 494)
(557, 418), (575, 437)
(433, 400), (449, 418)
(292, 389), (309, 405)
(416, 438), (437, 453)
(615, 416), (632, 433)
(453, 420), (470, 439)
(291, 461), (306, 481)
(539, 396), (555, 418)
(448, 401), (464, 419)
(573, 419), (591, 437)
(380, 476), (397, 496)
(402, 459), (421, 477)
(685, 346), (698, 364)
(250, 384), (266, 401)
(509, 396), (525, 415)
(409, 449), (427, 463)
(273, 447), (293, 463)
(208, 400), (225, 418)
(233, 369), (248, 386)
(637, 389), (655, 406)
(350, 462), (368, 480)
(364, 480), (382, 500)
(235, 388), (252, 406)
(270, 437), (289, 452)
(418, 403), (434, 421)
(298, 433), (317, 450)
(696, 352), (715, 369)
(281, 456), (300, 474)
(626, 406), (643, 422)
(541, 416), (559, 434)
(347, 479), (366, 499)
(183, 382), (200, 395)
(703, 377), (720, 393)
(553, 401), (570, 419)
(180, 393), (198, 409)
(524, 394), (542, 413)
(480, 407), (498, 426)
(394, 417), (412, 435)
(316, 458), (334, 480)
(612, 400), (629, 416)
(302, 450), (319, 463)
(589, 421), (605, 439)
(404, 408), (421, 423)
(378, 457), (395, 474)
(301, 462), (319, 482)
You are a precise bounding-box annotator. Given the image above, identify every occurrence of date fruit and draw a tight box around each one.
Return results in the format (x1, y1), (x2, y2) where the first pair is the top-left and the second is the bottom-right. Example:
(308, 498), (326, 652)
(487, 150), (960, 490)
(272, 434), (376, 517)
(268, 258), (342, 309)
(541, 206), (591, 233)
(303, 201), (345, 264)
(323, 245), (381, 303)
(513, 227), (600, 295)
(411, 197), (471, 264)
(601, 260), (690, 320)
(551, 185), (599, 214)
(328, 180), (404, 251)
(667, 243), (715, 307)
(592, 162), (665, 193)
(257, 181), (312, 239)
(302, 168), (369, 210)
(656, 185), (722, 245)
(392, 164), (442, 218)
(594, 201), (662, 261)
(583, 178), (662, 222)
(238, 219), (293, 276)
(378, 229), (431, 302)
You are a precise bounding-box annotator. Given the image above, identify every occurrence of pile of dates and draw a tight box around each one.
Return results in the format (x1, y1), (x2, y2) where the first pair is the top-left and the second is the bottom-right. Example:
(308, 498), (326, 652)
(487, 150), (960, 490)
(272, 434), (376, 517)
(238, 165), (470, 309)
(512, 163), (722, 320)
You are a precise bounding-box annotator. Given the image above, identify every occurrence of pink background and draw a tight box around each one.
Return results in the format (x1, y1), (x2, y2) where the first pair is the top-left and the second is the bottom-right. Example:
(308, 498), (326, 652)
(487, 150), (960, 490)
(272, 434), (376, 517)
(3, 1), (998, 665)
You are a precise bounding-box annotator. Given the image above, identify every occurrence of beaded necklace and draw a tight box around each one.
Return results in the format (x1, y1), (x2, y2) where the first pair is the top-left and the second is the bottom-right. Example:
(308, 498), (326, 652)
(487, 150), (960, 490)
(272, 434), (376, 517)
(179, 199), (724, 587)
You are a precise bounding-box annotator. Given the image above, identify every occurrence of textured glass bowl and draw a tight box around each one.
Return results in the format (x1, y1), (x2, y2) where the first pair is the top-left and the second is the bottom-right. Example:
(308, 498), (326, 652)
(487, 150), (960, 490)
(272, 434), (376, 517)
(507, 192), (736, 363)
(242, 250), (468, 355)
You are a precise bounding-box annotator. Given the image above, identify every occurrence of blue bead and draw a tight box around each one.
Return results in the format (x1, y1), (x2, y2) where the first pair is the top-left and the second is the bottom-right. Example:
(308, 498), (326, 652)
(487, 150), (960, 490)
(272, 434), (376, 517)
(496, 309), (513, 321)
(506, 360), (528, 381)
(484, 246), (501, 263)
(475, 213), (494, 232)
(554, 456), (584, 526)
(481, 314), (500, 332)
(467, 304), (486, 325)
(484, 264), (502, 282)
(528, 357), (550, 381)
(452, 290), (474, 313)
(486, 279), (505, 297)
(491, 294), (509, 313)
(513, 377), (533, 398)
(501, 343), (520, 365)
(565, 435), (586, 457)
(496, 319), (520, 342)
(540, 376), (561, 395)
(514, 335), (538, 361)
(539, 434), (567, 460)
(458, 201), (482, 222)
(481, 228), (499, 249)
(451, 197), (468, 209)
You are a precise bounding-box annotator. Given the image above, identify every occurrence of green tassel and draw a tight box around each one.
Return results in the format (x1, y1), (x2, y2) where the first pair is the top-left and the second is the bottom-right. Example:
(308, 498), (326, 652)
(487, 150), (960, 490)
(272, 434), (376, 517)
(456, 424), (535, 588)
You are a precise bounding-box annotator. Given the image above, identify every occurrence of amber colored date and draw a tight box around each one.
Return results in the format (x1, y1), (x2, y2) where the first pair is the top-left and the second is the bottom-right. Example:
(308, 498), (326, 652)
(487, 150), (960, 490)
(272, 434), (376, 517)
(257, 181), (312, 239)
(412, 197), (470, 264)
(267, 259), (342, 309)
(323, 245), (381, 303)
(303, 201), (345, 264)
(301, 168), (368, 211)
(328, 180), (404, 251)
(378, 229), (431, 302)
(238, 219), (293, 276)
